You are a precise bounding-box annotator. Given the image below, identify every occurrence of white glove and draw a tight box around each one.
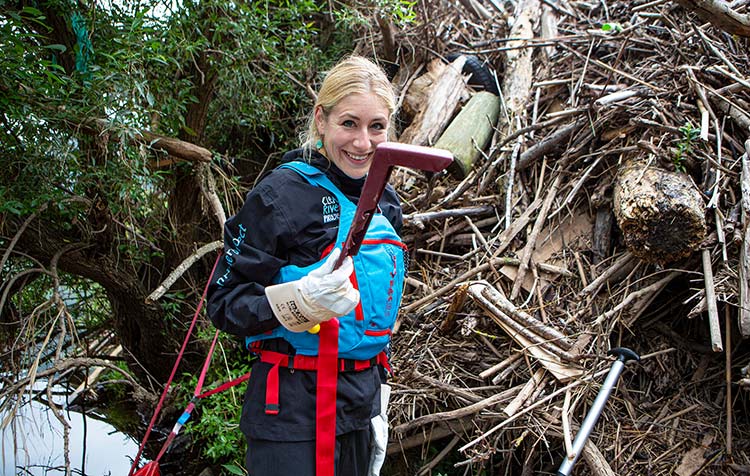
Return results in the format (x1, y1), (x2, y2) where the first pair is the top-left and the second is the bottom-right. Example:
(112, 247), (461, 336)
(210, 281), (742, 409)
(368, 384), (391, 476)
(265, 248), (359, 332)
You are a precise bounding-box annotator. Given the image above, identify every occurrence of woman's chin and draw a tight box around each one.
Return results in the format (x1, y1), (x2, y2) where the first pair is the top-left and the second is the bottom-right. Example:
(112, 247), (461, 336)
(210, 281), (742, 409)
(339, 159), (371, 179)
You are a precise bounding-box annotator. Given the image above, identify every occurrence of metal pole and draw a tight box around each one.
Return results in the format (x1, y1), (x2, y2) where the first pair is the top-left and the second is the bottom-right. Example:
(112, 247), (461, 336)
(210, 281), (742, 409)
(557, 347), (640, 476)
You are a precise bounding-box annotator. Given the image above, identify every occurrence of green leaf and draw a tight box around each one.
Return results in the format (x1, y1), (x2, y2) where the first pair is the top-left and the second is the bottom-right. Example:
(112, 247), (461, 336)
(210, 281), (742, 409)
(44, 44), (67, 52)
(222, 464), (245, 475)
(21, 6), (45, 17)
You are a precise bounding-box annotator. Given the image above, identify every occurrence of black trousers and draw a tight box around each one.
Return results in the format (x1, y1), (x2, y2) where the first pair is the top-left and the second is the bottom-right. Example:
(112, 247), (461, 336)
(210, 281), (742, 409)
(246, 426), (372, 476)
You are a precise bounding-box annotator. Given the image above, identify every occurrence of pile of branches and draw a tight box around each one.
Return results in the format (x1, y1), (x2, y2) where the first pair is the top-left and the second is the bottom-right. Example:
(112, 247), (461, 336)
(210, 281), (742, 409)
(385, 1), (750, 475)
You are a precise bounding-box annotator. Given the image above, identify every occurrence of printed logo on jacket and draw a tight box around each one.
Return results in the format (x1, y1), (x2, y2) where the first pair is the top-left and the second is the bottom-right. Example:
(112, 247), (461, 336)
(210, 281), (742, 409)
(322, 195), (339, 224)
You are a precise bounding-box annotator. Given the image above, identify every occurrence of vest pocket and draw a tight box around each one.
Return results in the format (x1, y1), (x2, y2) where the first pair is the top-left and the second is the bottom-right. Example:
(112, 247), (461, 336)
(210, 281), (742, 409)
(344, 240), (405, 357)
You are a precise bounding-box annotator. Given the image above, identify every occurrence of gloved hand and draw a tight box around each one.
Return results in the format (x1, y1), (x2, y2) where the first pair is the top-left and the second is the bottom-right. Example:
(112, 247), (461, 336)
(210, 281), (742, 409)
(265, 248), (359, 332)
(368, 384), (391, 476)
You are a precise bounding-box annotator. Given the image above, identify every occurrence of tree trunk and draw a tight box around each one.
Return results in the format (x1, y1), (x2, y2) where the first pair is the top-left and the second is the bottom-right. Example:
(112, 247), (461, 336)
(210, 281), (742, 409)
(14, 218), (185, 382)
(613, 159), (706, 265)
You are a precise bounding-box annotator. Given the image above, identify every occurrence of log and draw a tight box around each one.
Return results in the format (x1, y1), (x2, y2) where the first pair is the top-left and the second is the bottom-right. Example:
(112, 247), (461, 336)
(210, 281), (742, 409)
(613, 159), (706, 265)
(434, 91), (501, 178)
(674, 0), (750, 37)
(501, 0), (540, 114)
(399, 57), (470, 146)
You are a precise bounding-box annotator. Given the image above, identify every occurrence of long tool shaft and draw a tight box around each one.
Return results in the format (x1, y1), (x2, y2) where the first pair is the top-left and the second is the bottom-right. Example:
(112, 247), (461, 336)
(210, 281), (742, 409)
(557, 347), (639, 476)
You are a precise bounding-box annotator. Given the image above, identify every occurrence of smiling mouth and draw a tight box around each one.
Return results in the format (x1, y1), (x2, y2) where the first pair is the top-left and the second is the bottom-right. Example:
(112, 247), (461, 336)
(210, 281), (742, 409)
(345, 151), (370, 162)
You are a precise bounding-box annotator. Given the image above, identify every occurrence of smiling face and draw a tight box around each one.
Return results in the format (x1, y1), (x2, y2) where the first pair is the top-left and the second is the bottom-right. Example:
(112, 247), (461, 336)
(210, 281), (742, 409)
(315, 92), (390, 179)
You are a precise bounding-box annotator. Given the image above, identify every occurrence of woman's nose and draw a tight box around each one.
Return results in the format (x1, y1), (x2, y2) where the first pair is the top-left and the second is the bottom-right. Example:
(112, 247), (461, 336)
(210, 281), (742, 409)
(352, 127), (370, 150)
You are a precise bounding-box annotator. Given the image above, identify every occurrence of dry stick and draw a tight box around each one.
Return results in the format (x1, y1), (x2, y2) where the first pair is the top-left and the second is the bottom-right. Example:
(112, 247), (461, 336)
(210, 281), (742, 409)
(431, 167), (479, 211)
(387, 419), (464, 455)
(712, 118), (729, 261)
(701, 248), (723, 352)
(479, 351), (524, 380)
(405, 205), (496, 228)
(414, 373), (486, 404)
(472, 284), (579, 363)
(489, 197), (542, 257)
(392, 383), (521, 435)
(497, 116), (570, 149)
(511, 173), (562, 300)
(594, 272), (680, 326)
(504, 368), (546, 416)
(562, 390), (574, 461)
(707, 65), (750, 91)
(481, 284), (574, 349)
(493, 354), (525, 384)
(465, 216), (490, 251)
(581, 442), (618, 476)
(725, 305), (733, 456)
(427, 215), (498, 245)
(517, 118), (585, 170)
(504, 139), (522, 229)
(549, 156), (602, 219)
(200, 163), (227, 229)
(580, 252), (635, 296)
(147, 240), (223, 302)
(401, 257), (519, 313)
(740, 140), (750, 336)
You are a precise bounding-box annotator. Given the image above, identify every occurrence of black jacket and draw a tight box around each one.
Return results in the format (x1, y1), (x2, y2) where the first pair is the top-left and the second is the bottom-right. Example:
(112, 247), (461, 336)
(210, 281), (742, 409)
(206, 148), (403, 441)
(207, 149), (402, 339)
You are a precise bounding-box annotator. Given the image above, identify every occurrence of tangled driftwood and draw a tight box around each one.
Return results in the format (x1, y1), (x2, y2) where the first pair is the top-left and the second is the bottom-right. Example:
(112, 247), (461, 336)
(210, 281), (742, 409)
(384, 1), (750, 474)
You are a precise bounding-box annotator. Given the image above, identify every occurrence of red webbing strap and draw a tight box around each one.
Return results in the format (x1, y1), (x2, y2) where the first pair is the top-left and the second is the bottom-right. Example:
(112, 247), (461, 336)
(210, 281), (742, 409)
(262, 352), (286, 415)
(129, 254), (220, 476)
(316, 318), (340, 476)
(196, 371), (251, 399)
(194, 330), (220, 397)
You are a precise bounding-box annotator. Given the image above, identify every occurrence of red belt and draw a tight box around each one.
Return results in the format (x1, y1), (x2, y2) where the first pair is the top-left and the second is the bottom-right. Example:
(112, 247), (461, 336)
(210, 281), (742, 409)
(252, 327), (390, 476)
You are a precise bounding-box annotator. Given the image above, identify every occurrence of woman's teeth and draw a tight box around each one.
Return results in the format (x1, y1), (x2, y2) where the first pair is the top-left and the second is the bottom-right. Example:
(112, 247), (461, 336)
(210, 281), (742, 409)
(346, 152), (367, 162)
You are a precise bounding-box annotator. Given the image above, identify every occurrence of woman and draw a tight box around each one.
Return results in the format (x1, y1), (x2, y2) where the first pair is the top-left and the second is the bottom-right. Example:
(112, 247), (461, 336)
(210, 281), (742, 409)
(207, 55), (405, 476)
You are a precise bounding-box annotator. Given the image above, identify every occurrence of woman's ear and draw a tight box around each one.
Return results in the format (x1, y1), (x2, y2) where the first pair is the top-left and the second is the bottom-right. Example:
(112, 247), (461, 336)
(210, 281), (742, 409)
(314, 105), (325, 133)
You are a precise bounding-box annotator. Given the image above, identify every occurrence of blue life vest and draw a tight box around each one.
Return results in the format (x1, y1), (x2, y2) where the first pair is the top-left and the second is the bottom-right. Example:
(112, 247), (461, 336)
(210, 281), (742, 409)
(245, 161), (407, 360)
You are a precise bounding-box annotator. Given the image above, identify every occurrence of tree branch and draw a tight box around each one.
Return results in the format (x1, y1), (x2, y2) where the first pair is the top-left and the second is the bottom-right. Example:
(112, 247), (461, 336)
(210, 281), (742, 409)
(675, 0), (750, 36)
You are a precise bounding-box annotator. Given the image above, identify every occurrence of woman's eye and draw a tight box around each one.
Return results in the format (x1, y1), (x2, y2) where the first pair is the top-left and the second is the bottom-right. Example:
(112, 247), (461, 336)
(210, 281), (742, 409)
(371, 122), (386, 131)
(342, 120), (356, 128)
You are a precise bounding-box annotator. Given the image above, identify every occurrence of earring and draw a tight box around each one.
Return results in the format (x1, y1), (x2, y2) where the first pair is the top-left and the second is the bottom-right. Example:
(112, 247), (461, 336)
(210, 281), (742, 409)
(315, 139), (323, 150)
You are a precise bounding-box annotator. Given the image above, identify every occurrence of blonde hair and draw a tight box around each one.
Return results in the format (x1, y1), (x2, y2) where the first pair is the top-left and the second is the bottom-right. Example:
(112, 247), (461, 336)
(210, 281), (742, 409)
(302, 55), (396, 157)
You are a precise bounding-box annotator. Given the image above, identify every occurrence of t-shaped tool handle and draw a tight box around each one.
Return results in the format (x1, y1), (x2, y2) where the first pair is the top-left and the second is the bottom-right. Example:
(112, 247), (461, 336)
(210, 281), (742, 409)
(557, 347), (640, 476)
(334, 142), (453, 268)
